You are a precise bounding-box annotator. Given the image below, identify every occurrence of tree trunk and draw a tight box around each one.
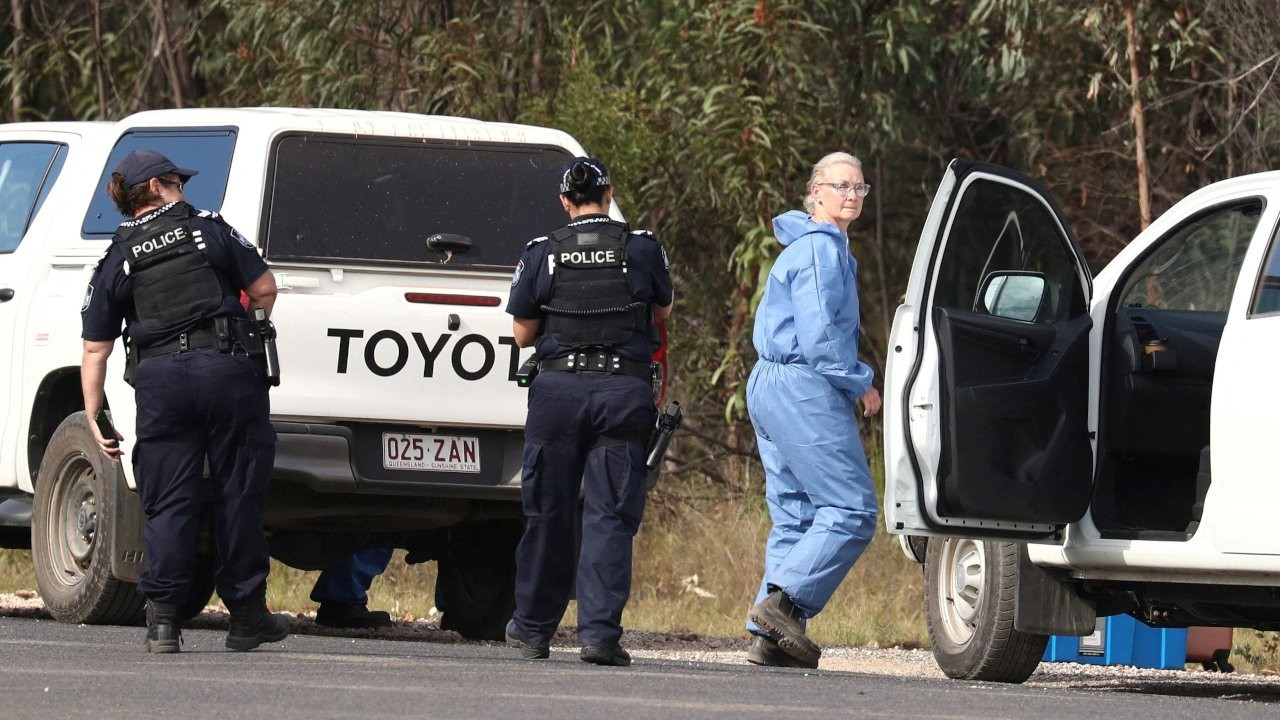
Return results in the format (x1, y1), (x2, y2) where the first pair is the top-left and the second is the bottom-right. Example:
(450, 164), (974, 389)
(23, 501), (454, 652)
(1124, 0), (1152, 229)
(9, 0), (24, 121)
(92, 0), (110, 118)
(152, 0), (186, 108)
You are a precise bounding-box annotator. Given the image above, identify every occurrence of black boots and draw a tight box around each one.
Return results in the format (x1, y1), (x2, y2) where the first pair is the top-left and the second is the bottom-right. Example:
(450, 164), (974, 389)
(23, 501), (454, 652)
(747, 589), (821, 667)
(746, 634), (817, 669)
(580, 644), (632, 667)
(144, 600), (182, 654)
(225, 590), (290, 651)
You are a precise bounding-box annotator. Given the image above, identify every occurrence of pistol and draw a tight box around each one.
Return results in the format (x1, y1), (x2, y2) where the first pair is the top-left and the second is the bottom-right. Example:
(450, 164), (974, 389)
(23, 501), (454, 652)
(254, 308), (281, 387)
(645, 401), (683, 471)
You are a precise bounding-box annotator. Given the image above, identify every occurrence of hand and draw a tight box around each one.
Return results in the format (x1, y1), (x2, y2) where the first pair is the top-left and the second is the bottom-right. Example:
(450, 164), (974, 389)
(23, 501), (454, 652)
(93, 426), (124, 460)
(859, 387), (881, 418)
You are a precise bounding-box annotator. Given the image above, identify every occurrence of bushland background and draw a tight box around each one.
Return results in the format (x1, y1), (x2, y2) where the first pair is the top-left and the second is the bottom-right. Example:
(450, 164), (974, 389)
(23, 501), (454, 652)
(3, 0), (1279, 670)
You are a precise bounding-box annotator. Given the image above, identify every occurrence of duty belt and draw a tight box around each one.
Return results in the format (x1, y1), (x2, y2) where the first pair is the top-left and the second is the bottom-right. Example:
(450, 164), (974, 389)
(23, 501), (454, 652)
(137, 325), (222, 361)
(541, 350), (653, 382)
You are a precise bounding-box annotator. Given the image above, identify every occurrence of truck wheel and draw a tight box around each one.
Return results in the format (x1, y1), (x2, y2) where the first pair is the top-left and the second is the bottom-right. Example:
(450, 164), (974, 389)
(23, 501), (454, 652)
(925, 538), (1047, 683)
(32, 412), (145, 625)
(436, 519), (522, 641)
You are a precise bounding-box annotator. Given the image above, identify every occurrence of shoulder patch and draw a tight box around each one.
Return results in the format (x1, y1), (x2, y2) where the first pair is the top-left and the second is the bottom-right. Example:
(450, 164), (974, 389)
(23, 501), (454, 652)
(81, 284), (93, 313)
(231, 227), (255, 249)
(660, 245), (670, 269)
(511, 259), (525, 287)
(525, 236), (548, 249)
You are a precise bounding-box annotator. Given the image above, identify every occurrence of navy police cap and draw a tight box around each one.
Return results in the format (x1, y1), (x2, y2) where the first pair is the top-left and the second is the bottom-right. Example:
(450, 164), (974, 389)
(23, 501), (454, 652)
(114, 150), (200, 187)
(559, 156), (611, 194)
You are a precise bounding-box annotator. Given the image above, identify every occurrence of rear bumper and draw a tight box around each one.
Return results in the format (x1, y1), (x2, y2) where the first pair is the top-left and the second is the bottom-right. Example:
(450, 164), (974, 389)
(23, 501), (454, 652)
(271, 421), (523, 501)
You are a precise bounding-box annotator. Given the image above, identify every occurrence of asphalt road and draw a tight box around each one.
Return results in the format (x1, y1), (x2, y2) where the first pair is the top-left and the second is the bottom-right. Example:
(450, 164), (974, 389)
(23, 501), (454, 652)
(2, 615), (1278, 720)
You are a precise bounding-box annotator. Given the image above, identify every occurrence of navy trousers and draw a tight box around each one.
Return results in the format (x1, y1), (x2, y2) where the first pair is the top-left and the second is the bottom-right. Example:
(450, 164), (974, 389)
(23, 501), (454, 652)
(510, 370), (655, 649)
(132, 349), (275, 607)
(310, 548), (394, 605)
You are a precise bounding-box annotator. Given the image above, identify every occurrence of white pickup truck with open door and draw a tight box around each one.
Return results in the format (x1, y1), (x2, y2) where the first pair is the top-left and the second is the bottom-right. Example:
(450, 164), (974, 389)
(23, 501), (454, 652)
(884, 159), (1280, 682)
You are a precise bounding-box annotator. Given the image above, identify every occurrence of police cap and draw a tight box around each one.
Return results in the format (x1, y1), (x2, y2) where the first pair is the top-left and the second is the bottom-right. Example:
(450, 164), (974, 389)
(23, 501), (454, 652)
(114, 150), (200, 187)
(559, 156), (611, 194)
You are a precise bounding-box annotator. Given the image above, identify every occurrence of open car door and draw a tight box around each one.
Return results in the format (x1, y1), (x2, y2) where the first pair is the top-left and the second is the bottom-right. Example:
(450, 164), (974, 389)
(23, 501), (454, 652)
(884, 159), (1094, 541)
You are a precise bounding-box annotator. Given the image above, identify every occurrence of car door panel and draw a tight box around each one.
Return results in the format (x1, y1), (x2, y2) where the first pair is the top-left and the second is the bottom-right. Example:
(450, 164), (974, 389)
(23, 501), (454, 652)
(885, 159), (1094, 540)
(935, 307), (1092, 523)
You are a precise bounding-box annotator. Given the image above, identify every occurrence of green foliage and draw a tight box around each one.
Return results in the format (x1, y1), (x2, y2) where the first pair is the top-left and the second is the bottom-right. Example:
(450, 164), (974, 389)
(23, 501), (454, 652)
(5, 0), (1280, 491)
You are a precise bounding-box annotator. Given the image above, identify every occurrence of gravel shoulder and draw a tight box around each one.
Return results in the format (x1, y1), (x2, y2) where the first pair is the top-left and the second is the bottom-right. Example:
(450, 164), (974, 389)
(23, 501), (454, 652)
(5, 591), (1279, 700)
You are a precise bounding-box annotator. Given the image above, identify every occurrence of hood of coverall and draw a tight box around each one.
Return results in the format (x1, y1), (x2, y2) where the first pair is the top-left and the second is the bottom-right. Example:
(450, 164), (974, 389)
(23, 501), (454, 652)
(772, 209), (846, 248)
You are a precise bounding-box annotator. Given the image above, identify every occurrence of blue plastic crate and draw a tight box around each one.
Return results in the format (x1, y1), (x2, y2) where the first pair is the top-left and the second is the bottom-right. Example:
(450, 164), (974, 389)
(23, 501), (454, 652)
(1042, 614), (1188, 669)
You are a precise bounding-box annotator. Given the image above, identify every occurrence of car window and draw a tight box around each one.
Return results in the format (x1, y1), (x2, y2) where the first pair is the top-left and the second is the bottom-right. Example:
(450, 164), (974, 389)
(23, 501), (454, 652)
(934, 177), (1085, 323)
(0, 142), (67, 253)
(82, 128), (238, 237)
(1116, 201), (1260, 312)
(262, 134), (572, 270)
(1252, 221), (1280, 316)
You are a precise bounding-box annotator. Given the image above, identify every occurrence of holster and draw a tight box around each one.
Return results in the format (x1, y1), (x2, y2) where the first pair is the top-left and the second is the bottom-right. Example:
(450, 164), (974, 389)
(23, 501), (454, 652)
(123, 337), (138, 387)
(225, 317), (266, 357)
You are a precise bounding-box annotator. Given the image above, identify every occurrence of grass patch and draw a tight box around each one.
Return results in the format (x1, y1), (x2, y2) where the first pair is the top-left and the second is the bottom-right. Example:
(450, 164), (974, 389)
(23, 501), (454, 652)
(267, 552), (438, 621)
(0, 549), (35, 592)
(626, 498), (927, 648)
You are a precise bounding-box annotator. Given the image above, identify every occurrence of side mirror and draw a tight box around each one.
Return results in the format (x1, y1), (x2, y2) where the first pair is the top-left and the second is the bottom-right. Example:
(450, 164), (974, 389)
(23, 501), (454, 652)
(978, 271), (1047, 322)
(424, 233), (472, 264)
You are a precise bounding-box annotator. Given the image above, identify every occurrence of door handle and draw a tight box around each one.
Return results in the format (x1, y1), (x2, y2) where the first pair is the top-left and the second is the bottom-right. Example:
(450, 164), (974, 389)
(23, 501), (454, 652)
(0, 288), (14, 302)
(276, 274), (320, 291)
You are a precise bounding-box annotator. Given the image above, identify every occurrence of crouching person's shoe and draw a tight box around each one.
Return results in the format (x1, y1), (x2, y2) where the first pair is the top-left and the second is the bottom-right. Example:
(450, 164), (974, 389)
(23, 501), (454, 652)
(746, 634), (817, 669)
(315, 602), (393, 629)
(225, 591), (290, 651)
(144, 600), (182, 654)
(580, 644), (631, 667)
(747, 589), (821, 667)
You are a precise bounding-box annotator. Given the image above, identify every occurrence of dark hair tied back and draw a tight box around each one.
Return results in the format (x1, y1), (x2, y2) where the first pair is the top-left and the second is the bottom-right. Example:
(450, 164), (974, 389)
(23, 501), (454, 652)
(568, 162), (597, 192)
(561, 161), (609, 206)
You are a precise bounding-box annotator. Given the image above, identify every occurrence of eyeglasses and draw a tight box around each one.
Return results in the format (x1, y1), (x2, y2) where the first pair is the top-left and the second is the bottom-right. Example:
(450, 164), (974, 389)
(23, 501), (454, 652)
(816, 182), (872, 198)
(159, 177), (185, 192)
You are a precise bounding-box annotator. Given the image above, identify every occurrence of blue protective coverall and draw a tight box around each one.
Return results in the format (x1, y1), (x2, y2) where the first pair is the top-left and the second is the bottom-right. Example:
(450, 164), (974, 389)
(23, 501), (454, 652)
(745, 210), (879, 632)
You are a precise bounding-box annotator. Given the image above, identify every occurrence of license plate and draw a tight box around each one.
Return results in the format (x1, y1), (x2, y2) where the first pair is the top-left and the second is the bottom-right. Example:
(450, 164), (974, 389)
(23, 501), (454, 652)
(381, 432), (481, 473)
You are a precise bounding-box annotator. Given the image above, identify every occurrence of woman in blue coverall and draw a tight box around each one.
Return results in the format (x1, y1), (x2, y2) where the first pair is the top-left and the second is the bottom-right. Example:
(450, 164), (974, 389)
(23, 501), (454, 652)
(744, 152), (882, 669)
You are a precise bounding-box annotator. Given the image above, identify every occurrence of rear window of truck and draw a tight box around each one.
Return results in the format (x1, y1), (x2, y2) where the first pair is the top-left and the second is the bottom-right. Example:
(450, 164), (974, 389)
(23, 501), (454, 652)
(261, 134), (572, 270)
(0, 141), (67, 253)
(82, 128), (237, 237)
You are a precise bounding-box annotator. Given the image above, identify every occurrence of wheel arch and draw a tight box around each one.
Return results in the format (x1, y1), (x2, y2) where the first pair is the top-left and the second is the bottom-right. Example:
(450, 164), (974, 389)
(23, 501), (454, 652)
(27, 367), (83, 488)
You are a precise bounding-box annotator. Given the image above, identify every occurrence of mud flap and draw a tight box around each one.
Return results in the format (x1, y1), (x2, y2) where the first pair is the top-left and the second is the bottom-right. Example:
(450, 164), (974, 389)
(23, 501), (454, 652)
(1013, 544), (1097, 636)
(108, 464), (146, 583)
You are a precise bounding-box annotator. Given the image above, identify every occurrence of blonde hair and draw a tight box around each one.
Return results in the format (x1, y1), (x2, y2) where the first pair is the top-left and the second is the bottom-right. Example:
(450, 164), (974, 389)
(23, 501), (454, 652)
(803, 152), (863, 214)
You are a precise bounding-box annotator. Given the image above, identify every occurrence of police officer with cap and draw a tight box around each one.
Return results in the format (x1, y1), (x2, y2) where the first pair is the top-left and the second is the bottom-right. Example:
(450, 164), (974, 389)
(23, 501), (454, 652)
(81, 149), (288, 653)
(504, 156), (674, 666)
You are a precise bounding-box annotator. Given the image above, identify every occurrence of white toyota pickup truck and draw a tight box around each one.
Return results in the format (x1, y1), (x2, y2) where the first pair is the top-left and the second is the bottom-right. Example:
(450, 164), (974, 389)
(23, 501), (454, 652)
(884, 159), (1280, 682)
(0, 108), (605, 638)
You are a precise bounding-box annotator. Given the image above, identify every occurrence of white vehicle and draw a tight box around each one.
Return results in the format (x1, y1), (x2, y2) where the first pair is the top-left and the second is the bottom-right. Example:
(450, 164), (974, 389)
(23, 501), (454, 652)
(885, 159), (1280, 682)
(0, 108), (608, 639)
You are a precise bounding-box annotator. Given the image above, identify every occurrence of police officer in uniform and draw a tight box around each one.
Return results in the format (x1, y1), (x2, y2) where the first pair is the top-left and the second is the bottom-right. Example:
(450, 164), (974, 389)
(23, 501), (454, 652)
(81, 150), (289, 653)
(504, 157), (673, 666)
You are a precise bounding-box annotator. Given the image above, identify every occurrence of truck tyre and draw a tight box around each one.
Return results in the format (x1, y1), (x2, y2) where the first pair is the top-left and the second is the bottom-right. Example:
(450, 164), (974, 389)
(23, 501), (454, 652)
(32, 412), (145, 625)
(436, 519), (522, 640)
(925, 538), (1047, 683)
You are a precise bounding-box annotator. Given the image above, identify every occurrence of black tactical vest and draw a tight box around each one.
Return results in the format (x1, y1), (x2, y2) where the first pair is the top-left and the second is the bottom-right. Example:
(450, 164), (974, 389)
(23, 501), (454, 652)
(542, 220), (650, 348)
(112, 202), (227, 338)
